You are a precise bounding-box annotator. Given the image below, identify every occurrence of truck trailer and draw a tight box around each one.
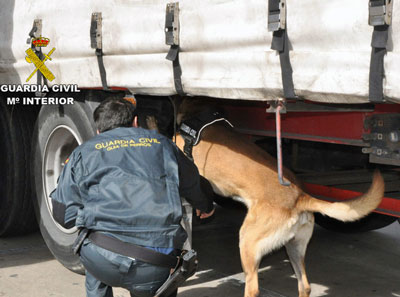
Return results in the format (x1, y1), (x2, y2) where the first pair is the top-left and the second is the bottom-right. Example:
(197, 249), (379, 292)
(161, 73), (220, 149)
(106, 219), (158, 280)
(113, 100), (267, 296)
(0, 0), (399, 273)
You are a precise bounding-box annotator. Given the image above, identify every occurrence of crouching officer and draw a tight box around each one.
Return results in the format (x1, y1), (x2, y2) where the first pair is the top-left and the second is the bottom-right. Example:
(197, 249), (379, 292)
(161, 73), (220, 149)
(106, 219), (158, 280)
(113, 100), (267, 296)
(50, 97), (215, 297)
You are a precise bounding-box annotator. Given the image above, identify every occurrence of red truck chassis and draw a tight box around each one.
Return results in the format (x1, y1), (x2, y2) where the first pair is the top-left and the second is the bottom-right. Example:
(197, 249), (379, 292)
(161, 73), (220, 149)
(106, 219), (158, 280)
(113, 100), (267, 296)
(222, 100), (400, 218)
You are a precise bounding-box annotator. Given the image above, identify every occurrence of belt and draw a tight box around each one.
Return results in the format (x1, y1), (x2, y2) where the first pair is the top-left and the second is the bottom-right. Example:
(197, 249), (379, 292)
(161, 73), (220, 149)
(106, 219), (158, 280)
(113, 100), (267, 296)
(88, 232), (178, 268)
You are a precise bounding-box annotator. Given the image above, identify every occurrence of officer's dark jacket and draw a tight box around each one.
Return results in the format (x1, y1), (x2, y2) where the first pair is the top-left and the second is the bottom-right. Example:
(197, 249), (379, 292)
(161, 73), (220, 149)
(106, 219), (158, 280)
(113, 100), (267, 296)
(50, 127), (212, 249)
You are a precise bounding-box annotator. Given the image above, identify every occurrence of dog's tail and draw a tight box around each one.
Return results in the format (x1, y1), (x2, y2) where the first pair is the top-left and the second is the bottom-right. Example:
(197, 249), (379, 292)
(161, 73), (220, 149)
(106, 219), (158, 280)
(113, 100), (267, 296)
(296, 170), (384, 222)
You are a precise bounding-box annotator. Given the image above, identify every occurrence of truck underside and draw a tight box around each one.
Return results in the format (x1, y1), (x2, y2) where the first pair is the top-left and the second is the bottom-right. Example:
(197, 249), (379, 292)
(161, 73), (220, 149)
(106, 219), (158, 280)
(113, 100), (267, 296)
(1, 0), (400, 274)
(1, 89), (400, 272)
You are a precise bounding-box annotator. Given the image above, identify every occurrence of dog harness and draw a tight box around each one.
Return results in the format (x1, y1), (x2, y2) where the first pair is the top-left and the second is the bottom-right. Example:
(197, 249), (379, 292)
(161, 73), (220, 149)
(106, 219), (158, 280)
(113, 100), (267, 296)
(179, 108), (233, 161)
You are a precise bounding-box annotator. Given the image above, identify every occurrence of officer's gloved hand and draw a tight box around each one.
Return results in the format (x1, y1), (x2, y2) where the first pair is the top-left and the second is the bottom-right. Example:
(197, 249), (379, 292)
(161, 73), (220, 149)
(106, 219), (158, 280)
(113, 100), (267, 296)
(194, 207), (215, 225)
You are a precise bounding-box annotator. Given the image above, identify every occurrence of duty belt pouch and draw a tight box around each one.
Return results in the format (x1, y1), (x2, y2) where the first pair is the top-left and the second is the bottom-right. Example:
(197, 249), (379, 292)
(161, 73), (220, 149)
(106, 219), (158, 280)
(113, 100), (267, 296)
(154, 250), (198, 297)
(72, 228), (90, 255)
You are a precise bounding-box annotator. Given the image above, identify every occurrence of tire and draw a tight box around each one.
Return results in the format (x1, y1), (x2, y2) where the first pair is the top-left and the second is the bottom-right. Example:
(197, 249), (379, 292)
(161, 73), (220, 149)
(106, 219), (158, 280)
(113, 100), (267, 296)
(315, 212), (398, 233)
(32, 97), (99, 273)
(0, 99), (39, 236)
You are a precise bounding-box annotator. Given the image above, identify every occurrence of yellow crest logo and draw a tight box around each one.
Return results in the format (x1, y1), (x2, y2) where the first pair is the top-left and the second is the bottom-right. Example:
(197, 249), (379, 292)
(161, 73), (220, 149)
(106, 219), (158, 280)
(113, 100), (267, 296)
(25, 36), (56, 82)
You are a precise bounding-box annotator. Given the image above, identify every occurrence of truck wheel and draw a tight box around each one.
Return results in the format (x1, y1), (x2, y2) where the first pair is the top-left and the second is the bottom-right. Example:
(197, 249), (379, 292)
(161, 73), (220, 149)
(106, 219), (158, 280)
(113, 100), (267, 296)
(0, 100), (39, 236)
(32, 99), (99, 273)
(315, 212), (397, 233)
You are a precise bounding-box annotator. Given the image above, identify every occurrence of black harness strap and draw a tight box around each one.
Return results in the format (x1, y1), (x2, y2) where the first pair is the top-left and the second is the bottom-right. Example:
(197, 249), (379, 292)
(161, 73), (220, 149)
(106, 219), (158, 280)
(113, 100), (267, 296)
(179, 109), (233, 161)
(268, 0), (296, 99)
(91, 12), (108, 90)
(368, 0), (392, 102)
(89, 232), (178, 268)
(183, 137), (194, 161)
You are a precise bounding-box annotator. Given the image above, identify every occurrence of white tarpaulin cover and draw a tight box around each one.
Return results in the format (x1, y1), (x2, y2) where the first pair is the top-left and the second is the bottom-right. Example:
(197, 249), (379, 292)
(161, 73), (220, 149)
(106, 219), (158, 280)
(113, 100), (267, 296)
(0, 0), (399, 103)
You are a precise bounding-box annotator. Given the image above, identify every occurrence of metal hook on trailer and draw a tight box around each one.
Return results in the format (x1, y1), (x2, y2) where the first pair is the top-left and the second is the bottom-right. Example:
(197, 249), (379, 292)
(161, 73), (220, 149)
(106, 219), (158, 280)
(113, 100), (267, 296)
(267, 99), (291, 186)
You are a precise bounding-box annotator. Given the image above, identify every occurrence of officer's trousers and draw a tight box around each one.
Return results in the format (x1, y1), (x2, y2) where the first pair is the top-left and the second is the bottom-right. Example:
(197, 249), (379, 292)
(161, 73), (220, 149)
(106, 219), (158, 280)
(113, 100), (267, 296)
(80, 239), (177, 297)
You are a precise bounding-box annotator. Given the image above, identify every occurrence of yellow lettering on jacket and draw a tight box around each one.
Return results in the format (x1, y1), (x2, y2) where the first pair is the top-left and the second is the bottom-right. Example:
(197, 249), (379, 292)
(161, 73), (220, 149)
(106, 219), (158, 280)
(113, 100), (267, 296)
(95, 138), (152, 150)
(106, 145), (120, 151)
(139, 138), (160, 144)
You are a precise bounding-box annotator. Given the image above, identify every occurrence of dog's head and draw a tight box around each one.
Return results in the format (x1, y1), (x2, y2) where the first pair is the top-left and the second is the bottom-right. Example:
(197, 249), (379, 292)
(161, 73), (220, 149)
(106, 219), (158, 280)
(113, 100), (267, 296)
(175, 96), (218, 125)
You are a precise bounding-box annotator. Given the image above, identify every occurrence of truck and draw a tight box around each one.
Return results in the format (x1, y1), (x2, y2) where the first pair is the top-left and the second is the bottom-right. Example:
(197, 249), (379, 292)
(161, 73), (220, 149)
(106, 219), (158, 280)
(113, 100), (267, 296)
(0, 0), (399, 273)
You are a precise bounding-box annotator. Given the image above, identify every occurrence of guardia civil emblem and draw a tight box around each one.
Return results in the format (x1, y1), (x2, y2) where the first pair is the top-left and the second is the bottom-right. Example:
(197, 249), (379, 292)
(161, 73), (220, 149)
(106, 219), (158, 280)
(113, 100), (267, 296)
(25, 35), (56, 82)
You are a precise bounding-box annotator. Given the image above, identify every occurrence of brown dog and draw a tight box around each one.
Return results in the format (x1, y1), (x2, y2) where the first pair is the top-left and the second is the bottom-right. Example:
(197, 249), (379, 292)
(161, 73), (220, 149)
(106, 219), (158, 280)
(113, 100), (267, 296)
(173, 98), (384, 297)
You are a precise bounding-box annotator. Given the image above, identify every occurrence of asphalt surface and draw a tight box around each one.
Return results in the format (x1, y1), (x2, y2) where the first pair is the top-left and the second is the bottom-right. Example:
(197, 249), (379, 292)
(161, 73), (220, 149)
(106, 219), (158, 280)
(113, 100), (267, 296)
(0, 203), (399, 297)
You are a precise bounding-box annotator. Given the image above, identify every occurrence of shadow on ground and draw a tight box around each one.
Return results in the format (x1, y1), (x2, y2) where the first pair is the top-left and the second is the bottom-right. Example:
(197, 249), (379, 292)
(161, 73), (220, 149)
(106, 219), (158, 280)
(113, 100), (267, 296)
(189, 202), (400, 297)
(0, 231), (54, 269)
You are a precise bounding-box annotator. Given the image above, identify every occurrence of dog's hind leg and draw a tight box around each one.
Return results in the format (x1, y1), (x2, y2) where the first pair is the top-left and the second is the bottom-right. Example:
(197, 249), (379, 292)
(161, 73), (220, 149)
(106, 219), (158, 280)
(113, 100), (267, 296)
(239, 208), (293, 297)
(285, 212), (314, 297)
(239, 232), (261, 297)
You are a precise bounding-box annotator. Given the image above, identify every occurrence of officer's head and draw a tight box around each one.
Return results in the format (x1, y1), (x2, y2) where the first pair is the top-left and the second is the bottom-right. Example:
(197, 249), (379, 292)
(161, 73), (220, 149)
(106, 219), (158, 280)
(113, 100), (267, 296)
(94, 97), (137, 133)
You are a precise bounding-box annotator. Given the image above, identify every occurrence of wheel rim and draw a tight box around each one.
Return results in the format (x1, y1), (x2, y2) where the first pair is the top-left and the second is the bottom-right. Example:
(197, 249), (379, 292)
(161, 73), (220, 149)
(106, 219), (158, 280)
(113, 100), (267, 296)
(43, 125), (82, 234)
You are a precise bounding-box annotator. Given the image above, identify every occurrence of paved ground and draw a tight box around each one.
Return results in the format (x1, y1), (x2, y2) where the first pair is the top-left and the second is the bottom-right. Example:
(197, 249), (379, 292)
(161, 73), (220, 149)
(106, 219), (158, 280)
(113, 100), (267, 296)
(0, 204), (399, 297)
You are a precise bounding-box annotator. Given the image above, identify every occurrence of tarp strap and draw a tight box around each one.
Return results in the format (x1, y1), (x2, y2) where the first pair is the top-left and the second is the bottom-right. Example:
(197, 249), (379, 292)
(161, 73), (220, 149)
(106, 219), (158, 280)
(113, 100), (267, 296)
(269, 0), (296, 99)
(165, 3), (185, 96)
(95, 49), (108, 91)
(166, 45), (185, 96)
(271, 30), (296, 99)
(90, 12), (108, 90)
(368, 0), (391, 102)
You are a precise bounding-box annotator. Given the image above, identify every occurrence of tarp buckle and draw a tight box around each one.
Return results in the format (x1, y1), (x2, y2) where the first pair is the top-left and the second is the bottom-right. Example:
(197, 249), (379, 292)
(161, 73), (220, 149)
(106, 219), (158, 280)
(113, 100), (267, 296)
(268, 0), (286, 32)
(369, 0), (393, 26)
(165, 2), (180, 46)
(90, 12), (103, 50)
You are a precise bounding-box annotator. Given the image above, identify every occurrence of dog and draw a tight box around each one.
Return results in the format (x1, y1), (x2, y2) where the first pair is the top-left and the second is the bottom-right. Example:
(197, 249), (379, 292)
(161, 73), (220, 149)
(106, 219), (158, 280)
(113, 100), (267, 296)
(171, 98), (384, 297)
